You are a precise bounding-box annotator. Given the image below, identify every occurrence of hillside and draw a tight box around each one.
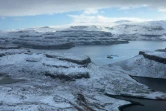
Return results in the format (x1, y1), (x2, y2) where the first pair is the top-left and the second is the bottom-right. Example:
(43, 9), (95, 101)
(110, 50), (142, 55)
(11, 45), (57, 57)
(106, 49), (166, 79)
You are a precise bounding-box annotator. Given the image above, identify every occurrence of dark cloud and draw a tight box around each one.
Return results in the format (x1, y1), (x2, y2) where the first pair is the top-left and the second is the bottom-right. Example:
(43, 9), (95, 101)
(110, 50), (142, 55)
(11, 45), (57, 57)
(0, 0), (166, 16)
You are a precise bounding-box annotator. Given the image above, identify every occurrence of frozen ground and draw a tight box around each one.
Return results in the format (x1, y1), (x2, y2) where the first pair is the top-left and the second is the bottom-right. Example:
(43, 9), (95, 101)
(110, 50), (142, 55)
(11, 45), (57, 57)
(1, 49), (166, 111)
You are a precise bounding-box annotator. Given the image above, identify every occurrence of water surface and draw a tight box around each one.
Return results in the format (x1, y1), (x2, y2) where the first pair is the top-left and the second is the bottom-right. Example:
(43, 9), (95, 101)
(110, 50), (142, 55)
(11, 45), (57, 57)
(33, 41), (166, 65)
(132, 76), (166, 93)
(119, 76), (166, 111)
(117, 96), (166, 111)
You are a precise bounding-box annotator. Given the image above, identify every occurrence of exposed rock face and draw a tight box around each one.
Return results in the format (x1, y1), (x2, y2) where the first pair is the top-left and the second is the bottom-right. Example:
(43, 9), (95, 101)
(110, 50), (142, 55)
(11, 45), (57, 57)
(45, 53), (91, 65)
(0, 28), (129, 50)
(139, 51), (166, 64)
(13, 40), (75, 49)
(45, 72), (90, 81)
(0, 49), (27, 57)
(0, 44), (21, 49)
(156, 49), (166, 52)
(54, 30), (128, 45)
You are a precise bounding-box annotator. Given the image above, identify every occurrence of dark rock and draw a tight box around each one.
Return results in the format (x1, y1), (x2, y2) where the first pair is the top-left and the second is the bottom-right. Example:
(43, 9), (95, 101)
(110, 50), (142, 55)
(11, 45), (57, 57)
(45, 54), (91, 65)
(58, 57), (91, 65)
(44, 72), (90, 81)
(76, 93), (95, 111)
(26, 59), (38, 62)
(107, 56), (113, 59)
(0, 53), (5, 57)
(156, 49), (166, 52)
(107, 55), (119, 59)
(13, 40), (75, 49)
(141, 35), (162, 37)
(0, 78), (23, 85)
(0, 45), (21, 49)
(42, 63), (70, 68)
(139, 51), (166, 64)
(0, 73), (10, 78)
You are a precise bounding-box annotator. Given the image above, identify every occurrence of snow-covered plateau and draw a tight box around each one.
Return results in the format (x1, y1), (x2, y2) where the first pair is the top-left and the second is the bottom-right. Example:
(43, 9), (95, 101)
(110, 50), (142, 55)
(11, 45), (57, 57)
(0, 49), (166, 111)
(1, 20), (166, 50)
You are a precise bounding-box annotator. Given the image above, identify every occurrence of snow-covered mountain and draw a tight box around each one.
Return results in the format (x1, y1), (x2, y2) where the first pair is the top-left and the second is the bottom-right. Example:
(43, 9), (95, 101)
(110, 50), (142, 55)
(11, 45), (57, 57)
(108, 21), (166, 40)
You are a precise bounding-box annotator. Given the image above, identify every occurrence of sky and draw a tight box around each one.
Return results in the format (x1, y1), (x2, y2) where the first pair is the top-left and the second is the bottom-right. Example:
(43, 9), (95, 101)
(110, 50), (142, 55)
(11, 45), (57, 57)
(0, 0), (166, 30)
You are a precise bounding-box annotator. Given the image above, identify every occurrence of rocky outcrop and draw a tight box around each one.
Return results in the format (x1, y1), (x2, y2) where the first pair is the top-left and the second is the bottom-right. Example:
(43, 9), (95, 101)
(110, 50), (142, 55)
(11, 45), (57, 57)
(139, 51), (166, 64)
(45, 72), (90, 81)
(156, 48), (166, 52)
(0, 44), (21, 49)
(45, 54), (91, 65)
(13, 40), (75, 49)
(107, 55), (119, 59)
(107, 50), (166, 79)
(0, 49), (27, 57)
(0, 53), (5, 57)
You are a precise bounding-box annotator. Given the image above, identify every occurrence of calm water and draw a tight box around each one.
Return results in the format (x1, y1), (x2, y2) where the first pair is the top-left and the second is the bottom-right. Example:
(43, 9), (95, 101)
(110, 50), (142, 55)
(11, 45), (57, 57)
(132, 76), (166, 93)
(42, 41), (166, 65)
(118, 76), (166, 111)
(116, 96), (166, 111)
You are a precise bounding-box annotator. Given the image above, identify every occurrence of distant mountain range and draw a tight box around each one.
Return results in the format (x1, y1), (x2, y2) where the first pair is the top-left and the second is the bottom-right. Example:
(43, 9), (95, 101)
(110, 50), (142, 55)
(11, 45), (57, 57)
(0, 20), (166, 49)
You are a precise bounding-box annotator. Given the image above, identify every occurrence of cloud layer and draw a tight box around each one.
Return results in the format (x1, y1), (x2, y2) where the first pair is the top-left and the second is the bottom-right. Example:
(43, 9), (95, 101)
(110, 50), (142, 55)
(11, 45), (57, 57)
(0, 0), (166, 16)
(69, 9), (151, 26)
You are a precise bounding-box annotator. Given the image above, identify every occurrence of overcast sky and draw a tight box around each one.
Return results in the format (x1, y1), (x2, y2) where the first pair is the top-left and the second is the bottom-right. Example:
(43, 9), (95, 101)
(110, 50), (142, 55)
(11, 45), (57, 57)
(0, 0), (166, 30)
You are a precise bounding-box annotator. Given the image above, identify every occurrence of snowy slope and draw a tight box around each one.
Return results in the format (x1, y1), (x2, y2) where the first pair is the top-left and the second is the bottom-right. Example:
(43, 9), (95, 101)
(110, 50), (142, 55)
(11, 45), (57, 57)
(107, 49), (166, 79)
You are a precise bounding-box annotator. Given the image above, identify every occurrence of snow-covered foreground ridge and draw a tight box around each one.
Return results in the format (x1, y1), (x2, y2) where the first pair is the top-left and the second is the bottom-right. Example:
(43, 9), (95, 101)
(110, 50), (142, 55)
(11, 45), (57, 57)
(107, 49), (166, 79)
(1, 21), (166, 50)
(1, 49), (166, 111)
